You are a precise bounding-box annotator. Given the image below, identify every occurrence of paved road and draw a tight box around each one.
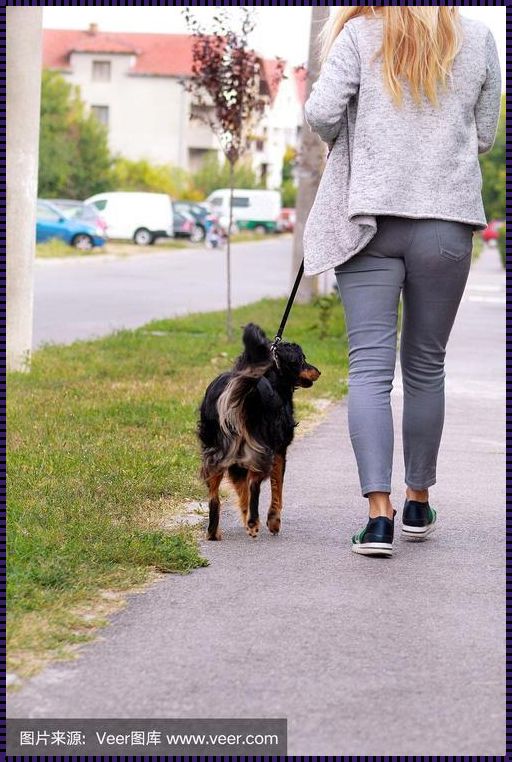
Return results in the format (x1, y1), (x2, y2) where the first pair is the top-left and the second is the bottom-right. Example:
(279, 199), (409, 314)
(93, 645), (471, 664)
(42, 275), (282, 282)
(11, 246), (504, 754)
(33, 238), (293, 347)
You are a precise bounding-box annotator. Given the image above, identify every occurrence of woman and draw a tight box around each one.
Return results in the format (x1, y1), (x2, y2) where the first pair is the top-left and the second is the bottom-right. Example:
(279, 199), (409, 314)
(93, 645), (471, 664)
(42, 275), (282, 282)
(304, 7), (501, 557)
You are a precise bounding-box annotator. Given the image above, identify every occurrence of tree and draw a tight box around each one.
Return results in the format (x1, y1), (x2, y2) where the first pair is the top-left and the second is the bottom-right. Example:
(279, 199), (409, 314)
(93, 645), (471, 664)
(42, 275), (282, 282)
(191, 152), (262, 198)
(281, 146), (298, 208)
(38, 70), (112, 199)
(110, 157), (196, 199)
(182, 7), (284, 338)
(291, 6), (330, 302)
(479, 92), (505, 221)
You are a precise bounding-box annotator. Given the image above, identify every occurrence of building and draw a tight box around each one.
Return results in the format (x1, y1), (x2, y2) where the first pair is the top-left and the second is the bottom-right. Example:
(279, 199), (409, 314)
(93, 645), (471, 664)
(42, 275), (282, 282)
(42, 25), (306, 188)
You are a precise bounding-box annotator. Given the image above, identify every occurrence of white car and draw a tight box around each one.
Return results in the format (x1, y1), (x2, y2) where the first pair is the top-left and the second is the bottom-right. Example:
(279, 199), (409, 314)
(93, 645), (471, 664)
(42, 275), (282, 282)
(206, 189), (281, 234)
(85, 192), (174, 245)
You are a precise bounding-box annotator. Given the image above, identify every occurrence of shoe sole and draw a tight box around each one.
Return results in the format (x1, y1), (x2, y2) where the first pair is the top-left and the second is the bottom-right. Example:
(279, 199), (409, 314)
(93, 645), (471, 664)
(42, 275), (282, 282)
(402, 523), (436, 540)
(352, 542), (393, 557)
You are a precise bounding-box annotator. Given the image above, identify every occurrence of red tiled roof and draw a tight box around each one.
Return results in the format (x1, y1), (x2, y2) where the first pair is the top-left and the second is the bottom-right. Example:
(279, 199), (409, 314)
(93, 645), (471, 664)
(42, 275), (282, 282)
(43, 29), (194, 76)
(293, 65), (308, 106)
(72, 35), (139, 56)
(43, 29), (282, 94)
(260, 58), (284, 102)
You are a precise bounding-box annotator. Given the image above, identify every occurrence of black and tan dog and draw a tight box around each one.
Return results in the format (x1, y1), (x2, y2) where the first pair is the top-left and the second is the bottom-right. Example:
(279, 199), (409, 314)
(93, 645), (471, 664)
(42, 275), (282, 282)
(198, 323), (320, 540)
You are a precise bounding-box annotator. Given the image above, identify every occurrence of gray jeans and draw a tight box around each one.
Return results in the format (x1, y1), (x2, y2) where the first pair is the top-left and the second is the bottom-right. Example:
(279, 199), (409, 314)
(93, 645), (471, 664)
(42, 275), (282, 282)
(334, 216), (474, 497)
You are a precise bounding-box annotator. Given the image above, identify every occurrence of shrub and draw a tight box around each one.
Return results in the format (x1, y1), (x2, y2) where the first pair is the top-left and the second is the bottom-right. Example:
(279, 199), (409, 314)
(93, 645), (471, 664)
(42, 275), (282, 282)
(281, 179), (297, 208)
(110, 158), (198, 200)
(191, 152), (263, 198)
(497, 225), (506, 269)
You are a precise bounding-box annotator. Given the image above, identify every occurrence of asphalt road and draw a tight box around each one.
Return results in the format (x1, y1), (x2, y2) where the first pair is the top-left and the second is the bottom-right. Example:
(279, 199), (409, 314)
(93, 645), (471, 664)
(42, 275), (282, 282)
(33, 238), (294, 347)
(10, 246), (504, 754)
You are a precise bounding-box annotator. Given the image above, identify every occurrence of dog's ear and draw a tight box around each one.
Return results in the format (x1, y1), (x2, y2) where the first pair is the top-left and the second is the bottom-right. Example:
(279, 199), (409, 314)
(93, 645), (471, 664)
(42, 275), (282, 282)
(241, 323), (271, 364)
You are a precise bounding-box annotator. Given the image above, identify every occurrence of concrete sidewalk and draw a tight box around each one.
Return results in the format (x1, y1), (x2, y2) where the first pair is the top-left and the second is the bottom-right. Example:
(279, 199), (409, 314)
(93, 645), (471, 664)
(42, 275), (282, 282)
(9, 246), (505, 754)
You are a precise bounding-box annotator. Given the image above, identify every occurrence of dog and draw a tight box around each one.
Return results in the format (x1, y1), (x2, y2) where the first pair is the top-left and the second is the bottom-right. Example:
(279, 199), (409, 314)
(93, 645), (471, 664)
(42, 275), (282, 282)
(198, 323), (321, 540)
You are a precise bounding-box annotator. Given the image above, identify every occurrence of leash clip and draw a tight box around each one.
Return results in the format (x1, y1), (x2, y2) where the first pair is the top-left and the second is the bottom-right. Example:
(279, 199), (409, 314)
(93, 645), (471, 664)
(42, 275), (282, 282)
(270, 335), (281, 369)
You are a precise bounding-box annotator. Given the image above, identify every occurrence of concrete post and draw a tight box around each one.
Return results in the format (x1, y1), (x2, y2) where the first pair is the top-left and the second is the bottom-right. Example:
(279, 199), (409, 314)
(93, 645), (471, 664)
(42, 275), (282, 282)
(7, 8), (43, 371)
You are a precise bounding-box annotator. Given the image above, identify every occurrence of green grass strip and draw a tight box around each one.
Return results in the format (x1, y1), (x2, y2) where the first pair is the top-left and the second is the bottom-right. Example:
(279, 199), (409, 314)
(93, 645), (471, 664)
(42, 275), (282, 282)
(8, 296), (348, 673)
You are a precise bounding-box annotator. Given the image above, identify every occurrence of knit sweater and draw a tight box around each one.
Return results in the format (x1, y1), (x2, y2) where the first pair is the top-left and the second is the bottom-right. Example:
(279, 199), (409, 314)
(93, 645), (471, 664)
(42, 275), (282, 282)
(304, 14), (502, 231)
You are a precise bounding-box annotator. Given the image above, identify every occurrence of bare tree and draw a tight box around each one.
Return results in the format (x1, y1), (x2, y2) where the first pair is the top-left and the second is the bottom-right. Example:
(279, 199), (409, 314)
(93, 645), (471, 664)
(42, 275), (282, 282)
(292, 6), (330, 302)
(182, 8), (283, 339)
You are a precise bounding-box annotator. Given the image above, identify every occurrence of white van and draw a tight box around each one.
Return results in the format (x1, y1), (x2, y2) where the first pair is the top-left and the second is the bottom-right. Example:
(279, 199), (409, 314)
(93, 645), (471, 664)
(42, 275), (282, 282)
(206, 189), (281, 234)
(85, 192), (174, 245)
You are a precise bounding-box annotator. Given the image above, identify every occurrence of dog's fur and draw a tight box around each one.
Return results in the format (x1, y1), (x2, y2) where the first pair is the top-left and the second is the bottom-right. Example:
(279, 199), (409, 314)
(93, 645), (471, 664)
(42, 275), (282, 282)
(198, 323), (320, 539)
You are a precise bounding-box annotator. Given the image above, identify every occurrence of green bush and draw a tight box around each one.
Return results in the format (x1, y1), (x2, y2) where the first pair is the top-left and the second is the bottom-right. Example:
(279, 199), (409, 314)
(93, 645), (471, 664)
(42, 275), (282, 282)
(281, 179), (297, 208)
(497, 225), (506, 268)
(191, 152), (263, 197)
(110, 158), (197, 200)
(479, 93), (505, 221)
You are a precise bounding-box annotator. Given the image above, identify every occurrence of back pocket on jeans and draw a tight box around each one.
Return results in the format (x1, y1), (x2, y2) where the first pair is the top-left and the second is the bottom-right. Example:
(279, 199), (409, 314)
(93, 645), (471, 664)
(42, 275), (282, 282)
(435, 219), (474, 262)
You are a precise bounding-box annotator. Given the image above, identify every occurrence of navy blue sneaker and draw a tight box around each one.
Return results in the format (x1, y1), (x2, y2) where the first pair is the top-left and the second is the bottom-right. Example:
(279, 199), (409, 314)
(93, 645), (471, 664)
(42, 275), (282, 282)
(402, 499), (437, 540)
(352, 511), (395, 557)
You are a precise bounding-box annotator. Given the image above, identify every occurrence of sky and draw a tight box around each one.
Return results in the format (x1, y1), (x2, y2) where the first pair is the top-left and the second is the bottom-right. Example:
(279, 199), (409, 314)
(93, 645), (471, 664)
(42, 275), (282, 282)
(42, 6), (506, 84)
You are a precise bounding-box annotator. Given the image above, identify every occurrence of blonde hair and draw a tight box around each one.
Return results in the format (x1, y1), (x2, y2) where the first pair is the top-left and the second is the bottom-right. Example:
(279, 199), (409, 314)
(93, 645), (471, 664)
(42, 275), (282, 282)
(320, 6), (463, 107)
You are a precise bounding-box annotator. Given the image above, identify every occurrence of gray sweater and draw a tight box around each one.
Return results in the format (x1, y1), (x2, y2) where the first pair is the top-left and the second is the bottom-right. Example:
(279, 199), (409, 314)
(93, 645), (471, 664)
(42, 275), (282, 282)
(304, 14), (502, 232)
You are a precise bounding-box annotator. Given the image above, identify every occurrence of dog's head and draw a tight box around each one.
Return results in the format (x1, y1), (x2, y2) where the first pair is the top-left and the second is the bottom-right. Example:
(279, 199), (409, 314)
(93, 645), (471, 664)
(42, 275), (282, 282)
(272, 340), (321, 388)
(236, 323), (321, 388)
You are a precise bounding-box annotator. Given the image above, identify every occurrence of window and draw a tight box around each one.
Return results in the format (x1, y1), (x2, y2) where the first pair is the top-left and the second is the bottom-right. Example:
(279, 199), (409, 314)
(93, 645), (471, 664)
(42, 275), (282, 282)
(37, 203), (61, 221)
(91, 199), (108, 211)
(91, 105), (109, 126)
(92, 60), (111, 81)
(209, 197), (223, 208)
(232, 196), (250, 208)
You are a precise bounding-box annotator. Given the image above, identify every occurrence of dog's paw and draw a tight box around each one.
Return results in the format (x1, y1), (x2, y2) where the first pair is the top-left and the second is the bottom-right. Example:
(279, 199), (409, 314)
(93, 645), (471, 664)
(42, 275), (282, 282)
(207, 529), (222, 541)
(266, 512), (281, 535)
(246, 519), (260, 538)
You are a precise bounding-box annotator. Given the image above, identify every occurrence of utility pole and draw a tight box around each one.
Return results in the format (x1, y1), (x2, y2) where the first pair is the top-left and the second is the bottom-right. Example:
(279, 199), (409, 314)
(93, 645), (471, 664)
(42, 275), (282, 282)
(7, 8), (43, 371)
(291, 5), (330, 303)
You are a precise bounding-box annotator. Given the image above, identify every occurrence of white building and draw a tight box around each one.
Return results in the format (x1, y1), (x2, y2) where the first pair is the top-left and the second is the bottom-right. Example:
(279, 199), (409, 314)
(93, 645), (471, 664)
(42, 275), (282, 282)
(43, 25), (305, 187)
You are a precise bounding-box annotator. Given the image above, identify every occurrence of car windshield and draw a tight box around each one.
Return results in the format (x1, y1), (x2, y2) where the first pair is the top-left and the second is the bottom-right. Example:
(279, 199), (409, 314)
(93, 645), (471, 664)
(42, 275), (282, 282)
(61, 208), (79, 220)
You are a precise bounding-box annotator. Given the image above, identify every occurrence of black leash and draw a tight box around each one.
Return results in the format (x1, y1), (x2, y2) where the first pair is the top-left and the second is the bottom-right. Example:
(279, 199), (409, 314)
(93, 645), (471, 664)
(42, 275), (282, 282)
(271, 258), (304, 353)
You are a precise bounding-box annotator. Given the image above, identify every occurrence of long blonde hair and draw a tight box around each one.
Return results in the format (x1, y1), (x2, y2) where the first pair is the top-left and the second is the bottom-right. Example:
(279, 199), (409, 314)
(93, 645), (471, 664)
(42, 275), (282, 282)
(320, 7), (463, 107)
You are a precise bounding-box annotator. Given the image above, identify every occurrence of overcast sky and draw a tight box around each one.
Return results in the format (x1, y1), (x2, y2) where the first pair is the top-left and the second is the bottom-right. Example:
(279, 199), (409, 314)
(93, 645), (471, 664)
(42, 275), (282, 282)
(42, 6), (506, 85)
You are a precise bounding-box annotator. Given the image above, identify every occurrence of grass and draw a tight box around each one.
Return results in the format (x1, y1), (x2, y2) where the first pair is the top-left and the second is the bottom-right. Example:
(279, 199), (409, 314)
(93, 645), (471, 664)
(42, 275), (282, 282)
(8, 297), (348, 675)
(231, 230), (285, 244)
(472, 233), (484, 262)
(497, 226), (506, 268)
(35, 232), (287, 259)
(36, 239), (102, 258)
(36, 237), (189, 259)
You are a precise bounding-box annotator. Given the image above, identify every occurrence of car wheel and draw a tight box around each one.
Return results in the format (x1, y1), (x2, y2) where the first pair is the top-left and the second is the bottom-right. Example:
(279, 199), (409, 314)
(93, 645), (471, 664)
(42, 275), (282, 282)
(133, 228), (154, 246)
(254, 224), (267, 235)
(71, 233), (94, 251)
(190, 224), (205, 243)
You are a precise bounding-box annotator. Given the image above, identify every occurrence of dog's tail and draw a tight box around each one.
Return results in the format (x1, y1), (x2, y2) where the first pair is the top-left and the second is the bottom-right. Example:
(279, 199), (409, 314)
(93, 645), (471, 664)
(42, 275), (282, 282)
(217, 324), (272, 451)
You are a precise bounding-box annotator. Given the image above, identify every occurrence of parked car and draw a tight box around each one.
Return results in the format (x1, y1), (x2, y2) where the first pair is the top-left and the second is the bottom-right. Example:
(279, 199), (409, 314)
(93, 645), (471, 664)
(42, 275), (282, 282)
(172, 207), (197, 238)
(36, 200), (105, 250)
(173, 201), (215, 242)
(277, 208), (296, 233)
(45, 199), (108, 236)
(85, 192), (174, 245)
(481, 219), (505, 243)
(206, 189), (281, 234)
